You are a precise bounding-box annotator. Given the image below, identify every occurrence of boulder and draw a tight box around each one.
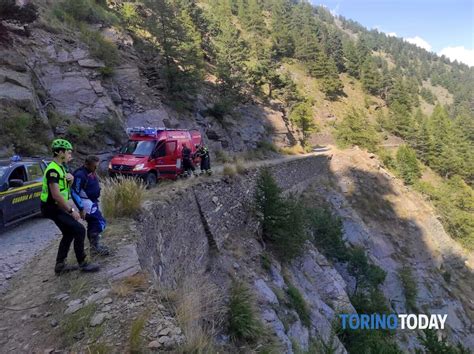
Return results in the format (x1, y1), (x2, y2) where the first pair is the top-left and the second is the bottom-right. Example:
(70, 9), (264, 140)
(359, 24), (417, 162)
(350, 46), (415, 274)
(78, 59), (105, 68)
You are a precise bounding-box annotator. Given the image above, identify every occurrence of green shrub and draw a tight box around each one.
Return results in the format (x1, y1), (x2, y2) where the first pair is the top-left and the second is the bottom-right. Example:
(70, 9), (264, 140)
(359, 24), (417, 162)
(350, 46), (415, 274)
(399, 266), (417, 312)
(205, 98), (234, 121)
(341, 289), (401, 354)
(377, 147), (397, 171)
(99, 66), (115, 77)
(254, 169), (308, 261)
(307, 207), (347, 262)
(79, 26), (119, 67)
(414, 177), (474, 249)
(101, 176), (146, 219)
(228, 281), (263, 342)
(61, 303), (98, 346)
(339, 326), (402, 354)
(0, 107), (49, 155)
(256, 140), (278, 153)
(350, 288), (390, 315)
(347, 247), (386, 290)
(215, 149), (232, 163)
(286, 283), (311, 327)
(260, 252), (272, 272)
(53, 0), (118, 25)
(129, 316), (146, 353)
(420, 87), (436, 105)
(417, 329), (470, 354)
(119, 2), (140, 26)
(95, 116), (125, 144)
(67, 124), (94, 146)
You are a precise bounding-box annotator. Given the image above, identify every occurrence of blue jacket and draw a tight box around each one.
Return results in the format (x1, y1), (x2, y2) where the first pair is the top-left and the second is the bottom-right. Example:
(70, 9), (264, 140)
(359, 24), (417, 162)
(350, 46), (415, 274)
(71, 166), (101, 211)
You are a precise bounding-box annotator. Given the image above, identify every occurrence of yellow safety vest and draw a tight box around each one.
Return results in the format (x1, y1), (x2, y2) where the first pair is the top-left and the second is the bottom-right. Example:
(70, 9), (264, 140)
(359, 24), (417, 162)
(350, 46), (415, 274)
(40, 161), (70, 203)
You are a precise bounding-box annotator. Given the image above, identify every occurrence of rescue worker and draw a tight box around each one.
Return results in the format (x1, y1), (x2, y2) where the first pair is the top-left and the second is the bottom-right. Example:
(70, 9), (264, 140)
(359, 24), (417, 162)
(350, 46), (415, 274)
(181, 143), (196, 177)
(195, 144), (212, 175)
(71, 155), (110, 256)
(40, 139), (99, 274)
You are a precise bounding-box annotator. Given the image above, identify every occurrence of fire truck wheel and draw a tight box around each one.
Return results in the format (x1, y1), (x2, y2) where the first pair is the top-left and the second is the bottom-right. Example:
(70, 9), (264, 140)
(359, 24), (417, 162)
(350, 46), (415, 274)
(145, 172), (157, 188)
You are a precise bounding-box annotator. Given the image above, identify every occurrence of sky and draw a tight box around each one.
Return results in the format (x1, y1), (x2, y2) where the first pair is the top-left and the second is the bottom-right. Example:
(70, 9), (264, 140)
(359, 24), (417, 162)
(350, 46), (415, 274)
(311, 0), (474, 66)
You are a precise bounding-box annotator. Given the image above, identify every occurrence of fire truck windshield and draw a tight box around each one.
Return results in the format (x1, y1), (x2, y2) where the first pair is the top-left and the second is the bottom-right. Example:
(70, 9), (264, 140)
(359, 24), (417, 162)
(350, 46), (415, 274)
(120, 140), (156, 156)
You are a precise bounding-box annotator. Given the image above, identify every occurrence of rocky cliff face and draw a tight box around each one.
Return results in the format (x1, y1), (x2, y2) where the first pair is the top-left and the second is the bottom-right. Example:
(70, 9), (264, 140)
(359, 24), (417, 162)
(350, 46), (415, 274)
(0, 14), (299, 159)
(136, 150), (473, 353)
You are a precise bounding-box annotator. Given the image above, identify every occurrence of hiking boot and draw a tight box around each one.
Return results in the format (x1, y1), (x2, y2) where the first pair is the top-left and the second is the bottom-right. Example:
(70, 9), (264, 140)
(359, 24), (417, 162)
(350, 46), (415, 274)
(54, 262), (79, 275)
(88, 233), (110, 257)
(79, 259), (100, 272)
(91, 244), (110, 256)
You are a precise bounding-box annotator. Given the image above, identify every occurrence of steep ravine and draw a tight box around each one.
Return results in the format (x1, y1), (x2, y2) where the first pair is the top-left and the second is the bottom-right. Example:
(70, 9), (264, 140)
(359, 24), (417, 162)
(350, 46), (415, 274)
(137, 149), (474, 352)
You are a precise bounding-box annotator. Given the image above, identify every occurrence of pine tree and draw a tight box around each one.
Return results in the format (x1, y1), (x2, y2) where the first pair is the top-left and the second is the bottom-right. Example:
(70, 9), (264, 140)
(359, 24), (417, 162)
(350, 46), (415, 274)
(321, 58), (344, 100)
(326, 29), (345, 72)
(213, 21), (248, 93)
(144, 0), (204, 93)
(309, 49), (328, 78)
(389, 101), (413, 138)
(396, 145), (421, 185)
(336, 108), (379, 151)
(291, 2), (319, 62)
(344, 41), (360, 78)
(413, 117), (434, 164)
(289, 101), (317, 145)
(175, 8), (205, 89)
(388, 77), (412, 111)
(270, 0), (294, 58)
(361, 57), (382, 96)
(335, 108), (380, 151)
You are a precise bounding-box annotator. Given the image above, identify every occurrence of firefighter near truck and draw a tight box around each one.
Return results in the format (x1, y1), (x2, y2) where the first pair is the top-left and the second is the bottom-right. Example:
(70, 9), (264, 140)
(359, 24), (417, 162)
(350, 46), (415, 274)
(108, 127), (202, 185)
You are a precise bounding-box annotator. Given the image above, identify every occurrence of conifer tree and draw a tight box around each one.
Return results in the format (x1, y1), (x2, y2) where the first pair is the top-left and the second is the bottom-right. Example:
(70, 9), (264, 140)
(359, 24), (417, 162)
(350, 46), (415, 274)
(361, 57), (382, 96)
(213, 21), (248, 93)
(326, 29), (345, 72)
(289, 101), (317, 145)
(335, 108), (380, 151)
(344, 41), (360, 78)
(270, 0), (294, 58)
(321, 58), (344, 100)
(396, 145), (421, 185)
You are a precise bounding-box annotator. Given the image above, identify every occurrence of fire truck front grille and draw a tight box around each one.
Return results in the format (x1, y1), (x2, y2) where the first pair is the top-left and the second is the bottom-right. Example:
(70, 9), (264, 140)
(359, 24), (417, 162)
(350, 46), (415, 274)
(112, 164), (133, 171)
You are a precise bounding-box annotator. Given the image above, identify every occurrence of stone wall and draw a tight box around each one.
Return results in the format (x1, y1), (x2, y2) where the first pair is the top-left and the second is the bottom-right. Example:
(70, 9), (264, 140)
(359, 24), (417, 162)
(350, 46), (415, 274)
(136, 155), (331, 287)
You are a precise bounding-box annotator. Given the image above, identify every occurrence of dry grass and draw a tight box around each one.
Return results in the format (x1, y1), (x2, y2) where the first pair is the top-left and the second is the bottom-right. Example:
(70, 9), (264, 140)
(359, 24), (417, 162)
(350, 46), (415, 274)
(235, 159), (247, 174)
(111, 273), (148, 298)
(223, 164), (237, 176)
(279, 145), (306, 155)
(101, 176), (146, 219)
(171, 275), (225, 353)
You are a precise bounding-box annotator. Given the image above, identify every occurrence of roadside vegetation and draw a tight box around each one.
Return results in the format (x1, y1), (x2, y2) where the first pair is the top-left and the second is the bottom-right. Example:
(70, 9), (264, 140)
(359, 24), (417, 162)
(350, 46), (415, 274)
(101, 176), (146, 219)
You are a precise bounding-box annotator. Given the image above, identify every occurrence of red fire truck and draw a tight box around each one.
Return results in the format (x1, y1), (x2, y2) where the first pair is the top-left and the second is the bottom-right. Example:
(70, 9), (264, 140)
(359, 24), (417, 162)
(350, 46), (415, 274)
(108, 127), (202, 185)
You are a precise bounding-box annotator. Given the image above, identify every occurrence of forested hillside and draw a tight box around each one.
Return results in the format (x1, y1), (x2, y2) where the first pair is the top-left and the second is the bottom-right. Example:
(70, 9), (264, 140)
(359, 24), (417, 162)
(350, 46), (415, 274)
(1, 0), (473, 248)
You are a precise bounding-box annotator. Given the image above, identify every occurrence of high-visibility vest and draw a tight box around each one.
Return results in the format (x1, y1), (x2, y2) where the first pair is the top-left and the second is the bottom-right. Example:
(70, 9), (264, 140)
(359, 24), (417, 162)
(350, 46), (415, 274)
(40, 161), (70, 203)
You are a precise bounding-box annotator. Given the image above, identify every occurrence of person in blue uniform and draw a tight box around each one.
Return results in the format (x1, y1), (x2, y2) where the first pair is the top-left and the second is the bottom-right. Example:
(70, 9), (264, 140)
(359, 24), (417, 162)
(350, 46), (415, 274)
(71, 155), (110, 256)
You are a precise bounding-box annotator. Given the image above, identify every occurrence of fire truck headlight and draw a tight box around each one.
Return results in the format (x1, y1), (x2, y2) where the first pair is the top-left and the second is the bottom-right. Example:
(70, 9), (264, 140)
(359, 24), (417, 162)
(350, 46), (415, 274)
(133, 163), (145, 171)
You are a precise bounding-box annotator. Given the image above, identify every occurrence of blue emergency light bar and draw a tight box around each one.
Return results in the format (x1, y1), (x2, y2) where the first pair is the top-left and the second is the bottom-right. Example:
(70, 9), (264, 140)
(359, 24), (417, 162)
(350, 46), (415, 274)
(126, 126), (196, 136)
(11, 155), (22, 162)
(126, 127), (164, 136)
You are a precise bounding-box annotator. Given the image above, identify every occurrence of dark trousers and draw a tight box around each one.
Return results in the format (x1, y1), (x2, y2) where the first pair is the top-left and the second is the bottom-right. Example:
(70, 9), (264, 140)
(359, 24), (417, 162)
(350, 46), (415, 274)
(183, 159), (195, 173)
(200, 156), (211, 171)
(41, 204), (86, 265)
